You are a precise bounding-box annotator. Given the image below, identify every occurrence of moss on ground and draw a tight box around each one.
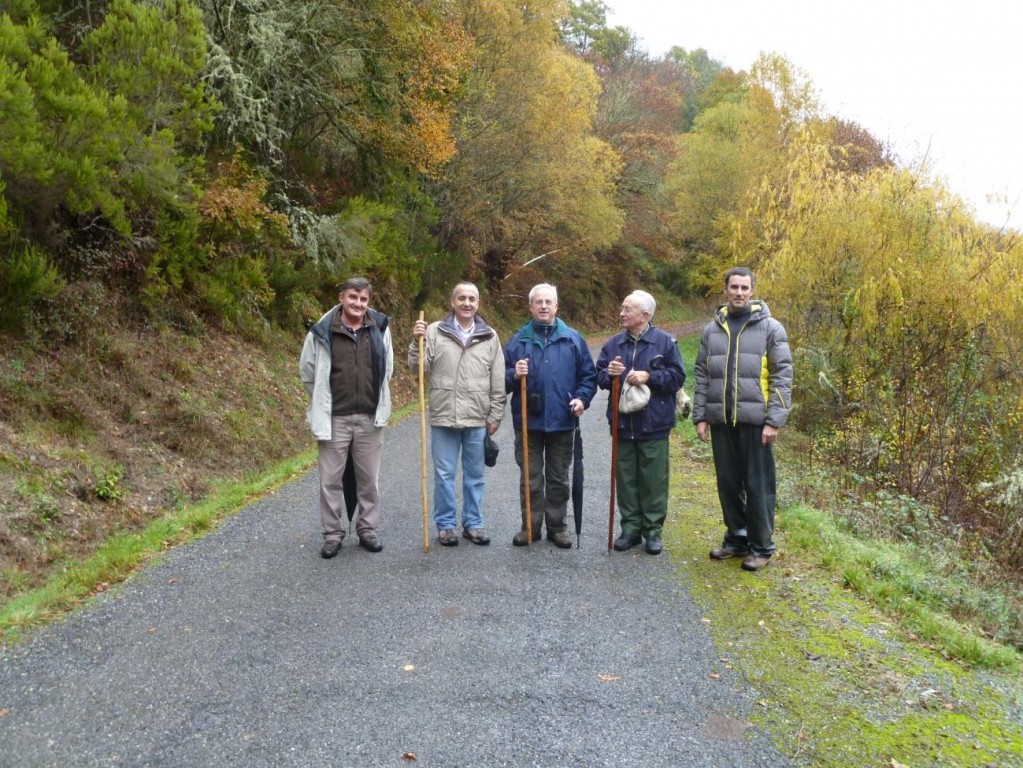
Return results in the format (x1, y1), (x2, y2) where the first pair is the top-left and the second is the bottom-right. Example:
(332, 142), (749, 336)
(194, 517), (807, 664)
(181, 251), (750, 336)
(666, 431), (1023, 767)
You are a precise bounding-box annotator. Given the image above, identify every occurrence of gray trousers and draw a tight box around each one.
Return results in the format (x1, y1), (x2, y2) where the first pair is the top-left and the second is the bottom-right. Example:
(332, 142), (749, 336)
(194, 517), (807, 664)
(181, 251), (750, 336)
(319, 414), (383, 542)
(513, 429), (574, 535)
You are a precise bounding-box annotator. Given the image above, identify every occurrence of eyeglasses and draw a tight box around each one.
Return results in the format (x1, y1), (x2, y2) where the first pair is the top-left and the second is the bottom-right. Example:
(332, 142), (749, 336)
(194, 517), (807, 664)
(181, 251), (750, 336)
(620, 305), (642, 314)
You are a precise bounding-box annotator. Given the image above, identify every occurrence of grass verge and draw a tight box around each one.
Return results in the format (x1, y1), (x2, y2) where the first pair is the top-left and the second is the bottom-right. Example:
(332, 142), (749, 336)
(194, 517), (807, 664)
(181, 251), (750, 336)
(666, 424), (1023, 767)
(0, 449), (317, 648)
(0, 403), (420, 648)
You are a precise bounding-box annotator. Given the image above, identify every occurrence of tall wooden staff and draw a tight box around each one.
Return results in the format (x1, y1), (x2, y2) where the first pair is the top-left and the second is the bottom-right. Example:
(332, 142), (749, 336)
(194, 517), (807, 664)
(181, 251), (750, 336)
(418, 311), (430, 553)
(607, 374), (621, 551)
(520, 375), (532, 545)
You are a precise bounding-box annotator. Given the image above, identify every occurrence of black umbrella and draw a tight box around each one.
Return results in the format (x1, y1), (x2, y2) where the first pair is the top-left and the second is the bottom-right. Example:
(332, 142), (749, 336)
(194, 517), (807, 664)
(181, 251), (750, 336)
(342, 452), (357, 533)
(572, 420), (584, 548)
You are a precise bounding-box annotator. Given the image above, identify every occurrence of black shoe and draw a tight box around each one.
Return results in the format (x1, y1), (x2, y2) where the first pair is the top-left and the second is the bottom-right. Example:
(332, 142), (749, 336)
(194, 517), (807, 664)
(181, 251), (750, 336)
(513, 530), (541, 546)
(321, 540), (341, 559)
(613, 533), (641, 551)
(358, 533), (383, 552)
(644, 537), (663, 555)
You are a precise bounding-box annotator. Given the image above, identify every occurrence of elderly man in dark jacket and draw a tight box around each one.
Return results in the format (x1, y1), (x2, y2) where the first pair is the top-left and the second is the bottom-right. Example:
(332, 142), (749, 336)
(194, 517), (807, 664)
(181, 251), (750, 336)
(693, 267), (792, 571)
(505, 284), (597, 548)
(596, 290), (686, 555)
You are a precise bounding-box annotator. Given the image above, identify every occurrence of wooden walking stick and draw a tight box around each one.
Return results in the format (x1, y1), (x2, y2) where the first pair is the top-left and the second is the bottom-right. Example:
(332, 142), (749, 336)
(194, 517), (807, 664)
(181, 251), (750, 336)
(520, 374), (532, 545)
(607, 374), (621, 552)
(418, 311), (430, 553)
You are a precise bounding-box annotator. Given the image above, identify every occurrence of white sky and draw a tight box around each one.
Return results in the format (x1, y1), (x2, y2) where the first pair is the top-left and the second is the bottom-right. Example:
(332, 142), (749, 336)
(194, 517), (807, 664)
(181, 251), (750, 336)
(601, 0), (1023, 230)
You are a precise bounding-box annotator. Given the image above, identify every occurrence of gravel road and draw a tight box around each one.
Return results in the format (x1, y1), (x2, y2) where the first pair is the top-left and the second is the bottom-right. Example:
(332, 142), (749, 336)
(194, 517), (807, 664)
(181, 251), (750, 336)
(0, 372), (787, 767)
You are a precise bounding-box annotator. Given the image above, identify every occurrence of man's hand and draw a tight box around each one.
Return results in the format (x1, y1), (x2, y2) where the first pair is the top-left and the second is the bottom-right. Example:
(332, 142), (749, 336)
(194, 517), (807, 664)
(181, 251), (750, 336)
(569, 398), (585, 417)
(515, 359), (529, 379)
(412, 319), (427, 338)
(762, 425), (779, 445)
(695, 421), (709, 442)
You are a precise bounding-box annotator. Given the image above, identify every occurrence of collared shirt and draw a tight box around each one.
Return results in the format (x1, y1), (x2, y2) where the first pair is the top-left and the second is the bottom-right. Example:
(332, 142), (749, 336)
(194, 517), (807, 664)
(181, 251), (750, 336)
(453, 319), (475, 346)
(627, 323), (651, 342)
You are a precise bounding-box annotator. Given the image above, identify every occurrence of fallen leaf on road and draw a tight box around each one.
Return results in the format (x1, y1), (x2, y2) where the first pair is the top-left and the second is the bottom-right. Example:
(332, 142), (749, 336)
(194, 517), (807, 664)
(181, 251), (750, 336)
(402, 752), (417, 761)
(708, 673), (721, 680)
(403, 665), (415, 672)
(0, 708), (11, 717)
(598, 674), (620, 682)
(700, 617), (711, 624)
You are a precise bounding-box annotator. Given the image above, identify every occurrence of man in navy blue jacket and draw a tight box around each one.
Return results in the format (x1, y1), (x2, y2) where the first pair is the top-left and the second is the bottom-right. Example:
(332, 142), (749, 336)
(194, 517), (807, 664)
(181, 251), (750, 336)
(596, 291), (686, 555)
(505, 284), (597, 548)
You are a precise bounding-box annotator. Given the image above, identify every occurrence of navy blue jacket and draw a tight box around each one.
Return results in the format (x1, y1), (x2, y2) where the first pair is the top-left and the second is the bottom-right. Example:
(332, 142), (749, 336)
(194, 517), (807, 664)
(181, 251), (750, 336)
(596, 325), (686, 440)
(504, 318), (597, 432)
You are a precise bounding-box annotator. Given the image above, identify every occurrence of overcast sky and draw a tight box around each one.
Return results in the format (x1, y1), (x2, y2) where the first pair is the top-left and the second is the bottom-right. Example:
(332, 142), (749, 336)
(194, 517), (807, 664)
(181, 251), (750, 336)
(601, 0), (1023, 230)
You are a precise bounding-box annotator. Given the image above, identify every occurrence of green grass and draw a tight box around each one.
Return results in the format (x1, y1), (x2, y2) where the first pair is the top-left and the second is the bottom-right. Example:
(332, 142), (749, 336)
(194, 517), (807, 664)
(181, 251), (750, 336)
(667, 330), (1021, 764)
(666, 431), (1023, 767)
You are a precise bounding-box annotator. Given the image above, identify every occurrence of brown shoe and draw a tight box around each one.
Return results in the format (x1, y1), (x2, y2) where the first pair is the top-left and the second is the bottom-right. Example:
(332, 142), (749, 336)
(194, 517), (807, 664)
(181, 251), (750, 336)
(320, 540), (342, 559)
(462, 528), (490, 546)
(548, 531), (573, 549)
(358, 532), (383, 552)
(741, 555), (770, 572)
(438, 529), (459, 547)
(710, 545), (748, 560)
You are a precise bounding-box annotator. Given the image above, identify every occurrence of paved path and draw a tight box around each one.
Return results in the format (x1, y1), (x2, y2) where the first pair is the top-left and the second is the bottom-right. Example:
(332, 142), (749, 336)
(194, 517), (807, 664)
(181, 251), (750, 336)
(1, 380), (786, 767)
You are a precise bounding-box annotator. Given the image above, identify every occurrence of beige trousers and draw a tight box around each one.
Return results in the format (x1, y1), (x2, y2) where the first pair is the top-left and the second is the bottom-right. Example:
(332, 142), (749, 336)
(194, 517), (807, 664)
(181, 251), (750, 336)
(318, 414), (383, 542)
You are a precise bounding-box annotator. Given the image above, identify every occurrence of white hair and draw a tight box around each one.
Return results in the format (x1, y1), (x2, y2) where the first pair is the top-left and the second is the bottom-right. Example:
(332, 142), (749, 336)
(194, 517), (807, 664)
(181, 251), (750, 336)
(528, 283), (558, 304)
(626, 290), (656, 318)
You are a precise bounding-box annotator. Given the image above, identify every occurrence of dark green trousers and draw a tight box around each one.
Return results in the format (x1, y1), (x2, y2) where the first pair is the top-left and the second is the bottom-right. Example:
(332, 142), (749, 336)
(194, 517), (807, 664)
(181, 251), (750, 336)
(710, 423), (777, 557)
(616, 438), (670, 539)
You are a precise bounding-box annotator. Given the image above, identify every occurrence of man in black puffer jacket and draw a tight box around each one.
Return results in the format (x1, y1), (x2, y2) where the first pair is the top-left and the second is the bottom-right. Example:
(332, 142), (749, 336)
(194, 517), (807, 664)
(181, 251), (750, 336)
(693, 267), (792, 572)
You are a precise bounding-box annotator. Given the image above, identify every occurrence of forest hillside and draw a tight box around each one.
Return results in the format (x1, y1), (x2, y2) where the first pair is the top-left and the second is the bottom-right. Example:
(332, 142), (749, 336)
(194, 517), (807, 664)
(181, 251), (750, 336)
(2, 1), (1021, 655)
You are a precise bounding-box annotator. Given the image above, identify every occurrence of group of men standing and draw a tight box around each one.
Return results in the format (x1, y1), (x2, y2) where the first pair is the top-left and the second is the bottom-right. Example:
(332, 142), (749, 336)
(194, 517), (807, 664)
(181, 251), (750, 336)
(299, 267), (792, 572)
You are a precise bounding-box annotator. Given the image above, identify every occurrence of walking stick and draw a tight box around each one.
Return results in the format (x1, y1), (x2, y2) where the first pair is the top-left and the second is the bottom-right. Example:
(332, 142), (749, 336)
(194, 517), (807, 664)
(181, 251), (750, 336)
(520, 375), (532, 545)
(418, 311), (429, 553)
(608, 374), (621, 552)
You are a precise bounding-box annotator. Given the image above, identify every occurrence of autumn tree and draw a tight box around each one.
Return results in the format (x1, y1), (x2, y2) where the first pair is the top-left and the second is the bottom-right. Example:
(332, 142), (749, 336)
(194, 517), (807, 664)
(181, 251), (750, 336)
(435, 0), (623, 303)
(745, 127), (1023, 563)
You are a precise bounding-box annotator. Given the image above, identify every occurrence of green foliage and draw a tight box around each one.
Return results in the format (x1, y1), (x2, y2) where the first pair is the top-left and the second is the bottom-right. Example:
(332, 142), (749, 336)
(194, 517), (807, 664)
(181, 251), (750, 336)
(81, 0), (215, 153)
(0, 241), (63, 331)
(0, 10), (130, 238)
(305, 196), (423, 316)
(560, 1), (635, 60)
(92, 463), (125, 502)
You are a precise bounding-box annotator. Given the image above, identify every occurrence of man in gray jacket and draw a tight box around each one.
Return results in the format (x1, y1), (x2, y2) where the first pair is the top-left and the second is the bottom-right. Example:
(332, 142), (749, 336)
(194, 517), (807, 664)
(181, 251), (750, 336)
(300, 277), (393, 558)
(693, 267), (792, 571)
(410, 282), (506, 546)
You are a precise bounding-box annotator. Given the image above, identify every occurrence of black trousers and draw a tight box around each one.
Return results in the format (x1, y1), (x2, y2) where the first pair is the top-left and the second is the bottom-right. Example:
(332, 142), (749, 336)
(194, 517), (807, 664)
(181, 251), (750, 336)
(710, 423), (777, 557)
